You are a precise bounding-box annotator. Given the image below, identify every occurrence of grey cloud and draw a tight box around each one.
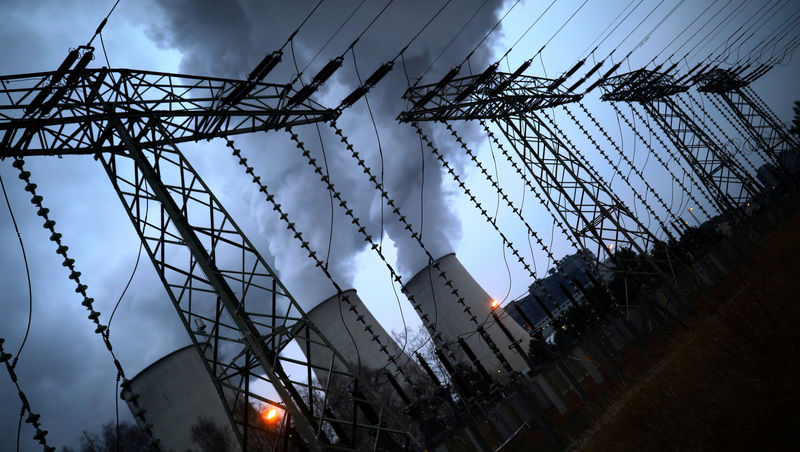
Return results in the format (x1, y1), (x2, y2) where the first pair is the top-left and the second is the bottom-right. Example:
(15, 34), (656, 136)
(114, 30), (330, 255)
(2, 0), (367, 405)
(144, 0), (503, 287)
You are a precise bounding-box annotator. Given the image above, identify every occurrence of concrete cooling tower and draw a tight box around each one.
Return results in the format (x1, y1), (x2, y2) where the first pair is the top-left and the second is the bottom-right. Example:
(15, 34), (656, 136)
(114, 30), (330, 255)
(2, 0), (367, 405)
(294, 289), (420, 394)
(126, 345), (240, 452)
(404, 253), (532, 382)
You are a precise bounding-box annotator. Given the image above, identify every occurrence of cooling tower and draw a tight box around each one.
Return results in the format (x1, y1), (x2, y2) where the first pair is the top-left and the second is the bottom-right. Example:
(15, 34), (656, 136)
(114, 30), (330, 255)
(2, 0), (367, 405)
(294, 289), (421, 395)
(403, 253), (532, 382)
(126, 345), (240, 452)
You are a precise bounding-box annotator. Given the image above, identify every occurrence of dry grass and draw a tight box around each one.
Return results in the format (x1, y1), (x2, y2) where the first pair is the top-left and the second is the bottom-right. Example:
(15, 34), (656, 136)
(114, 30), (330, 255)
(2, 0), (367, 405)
(570, 207), (800, 451)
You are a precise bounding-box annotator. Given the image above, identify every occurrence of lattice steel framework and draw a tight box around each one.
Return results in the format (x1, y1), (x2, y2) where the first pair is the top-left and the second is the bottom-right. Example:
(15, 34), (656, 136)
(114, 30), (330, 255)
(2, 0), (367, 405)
(0, 47), (412, 451)
(398, 70), (677, 284)
(601, 69), (763, 217)
(697, 68), (799, 175)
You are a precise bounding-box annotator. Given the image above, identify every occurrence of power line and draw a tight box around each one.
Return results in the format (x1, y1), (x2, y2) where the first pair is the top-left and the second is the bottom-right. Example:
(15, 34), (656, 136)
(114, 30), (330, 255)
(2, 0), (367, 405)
(684, 0), (748, 63)
(705, 0), (779, 62)
(86, 0), (122, 46)
(401, 0), (454, 60)
(664, 0), (728, 64)
(500, 0), (559, 62)
(418, 0), (491, 80)
(537, 0), (592, 58)
(280, 0), (326, 51)
(652, 0), (721, 63)
(579, 0), (643, 59)
(714, 0), (787, 63)
(0, 173), (31, 366)
(301, 0), (367, 75)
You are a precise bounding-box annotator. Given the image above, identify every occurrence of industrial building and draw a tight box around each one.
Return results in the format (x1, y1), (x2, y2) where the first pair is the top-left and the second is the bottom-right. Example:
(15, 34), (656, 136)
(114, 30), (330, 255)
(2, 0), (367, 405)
(293, 289), (421, 395)
(507, 250), (598, 330)
(126, 345), (240, 452)
(403, 253), (532, 381)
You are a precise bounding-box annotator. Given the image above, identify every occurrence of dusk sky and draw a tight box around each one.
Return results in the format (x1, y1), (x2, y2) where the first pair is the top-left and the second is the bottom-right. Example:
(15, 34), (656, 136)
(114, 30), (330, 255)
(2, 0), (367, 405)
(1, 0), (798, 449)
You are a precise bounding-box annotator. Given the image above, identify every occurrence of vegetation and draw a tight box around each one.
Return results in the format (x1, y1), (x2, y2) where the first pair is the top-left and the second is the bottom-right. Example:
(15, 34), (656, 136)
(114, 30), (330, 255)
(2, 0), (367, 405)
(570, 202), (800, 451)
(791, 100), (800, 137)
(61, 421), (153, 452)
(190, 416), (232, 452)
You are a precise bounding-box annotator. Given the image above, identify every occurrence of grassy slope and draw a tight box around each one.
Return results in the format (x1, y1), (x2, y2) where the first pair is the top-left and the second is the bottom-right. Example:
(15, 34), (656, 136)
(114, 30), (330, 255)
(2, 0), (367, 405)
(570, 207), (800, 451)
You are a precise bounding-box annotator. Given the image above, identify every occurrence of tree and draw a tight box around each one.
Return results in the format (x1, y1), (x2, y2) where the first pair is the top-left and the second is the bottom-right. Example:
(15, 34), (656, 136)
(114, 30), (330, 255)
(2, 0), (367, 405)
(190, 416), (231, 452)
(791, 100), (800, 137)
(392, 325), (448, 386)
(527, 335), (549, 366)
(61, 421), (154, 452)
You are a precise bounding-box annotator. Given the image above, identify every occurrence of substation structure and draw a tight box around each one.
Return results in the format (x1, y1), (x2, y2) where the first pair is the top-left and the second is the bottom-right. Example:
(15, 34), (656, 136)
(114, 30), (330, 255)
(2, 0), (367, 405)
(599, 69), (768, 221)
(398, 67), (692, 326)
(1, 39), (799, 452)
(0, 46), (416, 451)
(695, 66), (800, 187)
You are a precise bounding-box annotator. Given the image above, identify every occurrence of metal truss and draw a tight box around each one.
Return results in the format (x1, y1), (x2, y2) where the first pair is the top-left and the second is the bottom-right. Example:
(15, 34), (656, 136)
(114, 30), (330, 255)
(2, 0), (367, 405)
(602, 70), (762, 217)
(400, 69), (581, 121)
(399, 70), (675, 282)
(0, 48), (410, 451)
(697, 69), (799, 174)
(597, 69), (688, 103)
(0, 64), (336, 157)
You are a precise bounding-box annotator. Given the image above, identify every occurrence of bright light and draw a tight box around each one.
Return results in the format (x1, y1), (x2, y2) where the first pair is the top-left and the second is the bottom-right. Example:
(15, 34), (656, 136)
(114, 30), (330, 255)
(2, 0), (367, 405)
(490, 299), (499, 309)
(263, 407), (279, 423)
(607, 243), (615, 251)
(689, 207), (694, 212)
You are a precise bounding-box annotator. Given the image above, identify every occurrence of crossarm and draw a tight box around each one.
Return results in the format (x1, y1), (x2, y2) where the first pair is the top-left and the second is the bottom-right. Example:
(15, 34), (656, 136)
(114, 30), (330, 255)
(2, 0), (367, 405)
(0, 68), (336, 157)
(398, 71), (581, 122)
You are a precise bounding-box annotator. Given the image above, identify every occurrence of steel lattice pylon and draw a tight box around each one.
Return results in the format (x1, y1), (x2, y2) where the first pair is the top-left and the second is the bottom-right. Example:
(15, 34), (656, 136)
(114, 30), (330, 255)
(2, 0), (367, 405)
(697, 68), (799, 177)
(600, 69), (764, 218)
(398, 69), (683, 302)
(0, 47), (412, 451)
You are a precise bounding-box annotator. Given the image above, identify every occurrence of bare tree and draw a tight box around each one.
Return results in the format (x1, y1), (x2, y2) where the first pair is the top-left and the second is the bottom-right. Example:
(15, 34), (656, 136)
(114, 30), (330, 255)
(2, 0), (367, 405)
(190, 416), (231, 452)
(61, 421), (154, 452)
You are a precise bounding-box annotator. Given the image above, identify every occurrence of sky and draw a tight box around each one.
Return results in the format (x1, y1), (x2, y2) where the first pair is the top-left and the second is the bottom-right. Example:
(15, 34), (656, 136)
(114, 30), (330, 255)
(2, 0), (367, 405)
(1, 0), (799, 449)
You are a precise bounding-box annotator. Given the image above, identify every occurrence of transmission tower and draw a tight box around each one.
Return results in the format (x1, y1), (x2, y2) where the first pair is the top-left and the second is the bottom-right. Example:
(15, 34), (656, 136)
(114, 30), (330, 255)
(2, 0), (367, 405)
(696, 67), (799, 180)
(398, 67), (689, 318)
(0, 46), (413, 451)
(599, 69), (765, 219)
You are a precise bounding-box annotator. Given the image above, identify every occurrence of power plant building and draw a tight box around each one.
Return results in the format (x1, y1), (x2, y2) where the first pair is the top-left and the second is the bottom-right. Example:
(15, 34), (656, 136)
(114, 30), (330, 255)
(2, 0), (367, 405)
(294, 289), (421, 393)
(508, 251), (597, 329)
(126, 345), (240, 452)
(403, 253), (532, 381)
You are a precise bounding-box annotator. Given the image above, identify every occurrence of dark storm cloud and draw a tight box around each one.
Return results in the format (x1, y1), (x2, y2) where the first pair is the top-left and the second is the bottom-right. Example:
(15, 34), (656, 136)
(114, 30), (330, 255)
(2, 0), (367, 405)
(0, 1), (514, 443)
(144, 0), (505, 291)
(0, 157), (189, 450)
(0, 2), (191, 449)
(1, 1), (508, 447)
(2, 0), (799, 450)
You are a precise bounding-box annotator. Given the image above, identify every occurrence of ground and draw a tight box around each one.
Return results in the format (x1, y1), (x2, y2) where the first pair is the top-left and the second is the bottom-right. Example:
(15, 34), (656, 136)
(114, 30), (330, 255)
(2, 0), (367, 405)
(567, 194), (800, 451)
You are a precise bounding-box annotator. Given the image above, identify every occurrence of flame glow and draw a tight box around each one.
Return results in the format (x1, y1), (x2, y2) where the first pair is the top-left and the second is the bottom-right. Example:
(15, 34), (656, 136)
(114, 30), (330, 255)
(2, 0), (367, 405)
(490, 299), (499, 309)
(264, 407), (278, 422)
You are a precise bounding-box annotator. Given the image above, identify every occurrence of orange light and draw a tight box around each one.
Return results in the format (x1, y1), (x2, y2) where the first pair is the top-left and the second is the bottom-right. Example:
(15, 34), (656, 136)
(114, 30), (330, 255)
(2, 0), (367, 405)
(490, 299), (499, 309)
(263, 407), (278, 422)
